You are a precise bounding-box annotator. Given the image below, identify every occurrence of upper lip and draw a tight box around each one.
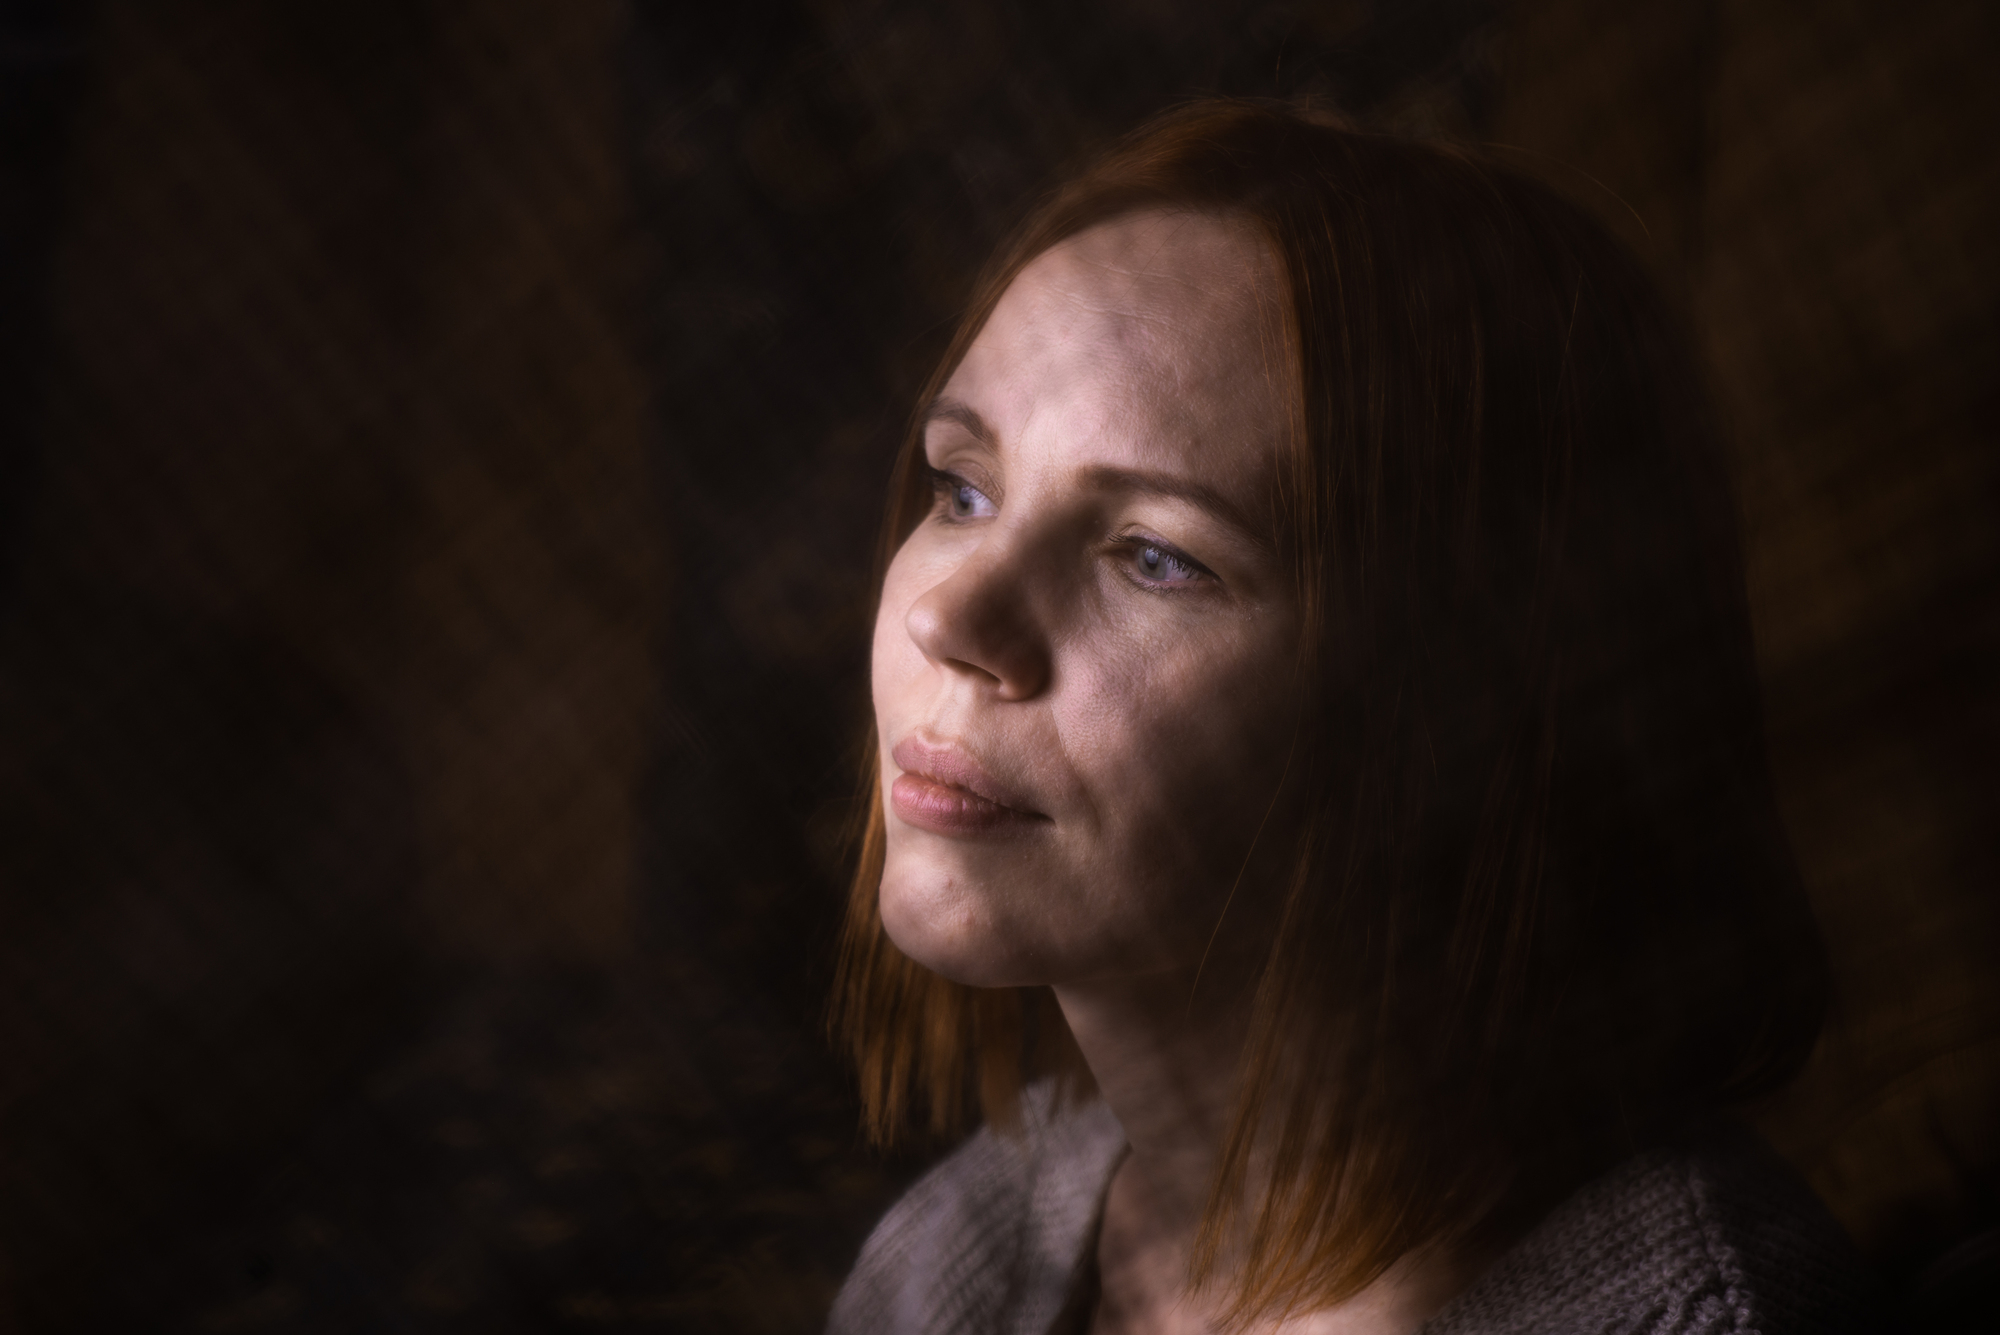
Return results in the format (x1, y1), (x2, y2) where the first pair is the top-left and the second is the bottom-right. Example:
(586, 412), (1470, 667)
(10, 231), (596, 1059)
(892, 735), (1046, 817)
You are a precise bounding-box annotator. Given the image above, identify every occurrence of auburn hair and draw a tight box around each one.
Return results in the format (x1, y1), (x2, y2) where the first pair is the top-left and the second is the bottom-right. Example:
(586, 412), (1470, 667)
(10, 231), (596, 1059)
(832, 99), (1825, 1323)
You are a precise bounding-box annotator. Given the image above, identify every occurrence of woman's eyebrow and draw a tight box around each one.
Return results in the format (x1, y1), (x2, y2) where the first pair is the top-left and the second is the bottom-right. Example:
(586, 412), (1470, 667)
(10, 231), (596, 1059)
(920, 398), (1001, 450)
(1078, 463), (1268, 550)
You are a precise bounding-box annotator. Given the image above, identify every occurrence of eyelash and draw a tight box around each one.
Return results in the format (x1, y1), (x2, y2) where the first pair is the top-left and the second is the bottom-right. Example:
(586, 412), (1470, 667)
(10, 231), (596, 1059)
(925, 466), (1215, 590)
(928, 467), (995, 522)
(1111, 536), (1210, 589)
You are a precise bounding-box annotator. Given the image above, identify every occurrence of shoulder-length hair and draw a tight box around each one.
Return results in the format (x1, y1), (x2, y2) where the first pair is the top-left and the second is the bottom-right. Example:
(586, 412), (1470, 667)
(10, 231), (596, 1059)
(832, 99), (1825, 1322)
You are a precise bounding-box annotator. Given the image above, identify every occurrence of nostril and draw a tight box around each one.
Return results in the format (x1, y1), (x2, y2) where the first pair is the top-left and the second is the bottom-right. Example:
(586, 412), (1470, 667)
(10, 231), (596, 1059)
(944, 655), (1004, 686)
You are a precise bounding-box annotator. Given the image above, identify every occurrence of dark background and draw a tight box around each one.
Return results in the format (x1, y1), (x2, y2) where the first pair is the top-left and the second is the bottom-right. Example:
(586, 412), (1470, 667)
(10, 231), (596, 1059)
(0, 0), (1994, 1330)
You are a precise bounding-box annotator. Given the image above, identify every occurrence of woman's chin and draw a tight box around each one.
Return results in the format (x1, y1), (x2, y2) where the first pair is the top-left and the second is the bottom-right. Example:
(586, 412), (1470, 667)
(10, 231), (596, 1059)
(877, 870), (1048, 988)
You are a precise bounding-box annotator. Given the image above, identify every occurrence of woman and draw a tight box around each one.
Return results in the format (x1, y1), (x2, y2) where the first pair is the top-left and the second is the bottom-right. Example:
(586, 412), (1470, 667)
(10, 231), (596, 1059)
(827, 101), (1876, 1334)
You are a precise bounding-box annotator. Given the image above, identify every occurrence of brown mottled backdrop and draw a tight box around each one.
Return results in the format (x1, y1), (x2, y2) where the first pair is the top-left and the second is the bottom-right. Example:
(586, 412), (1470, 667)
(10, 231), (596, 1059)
(0, 0), (1991, 1330)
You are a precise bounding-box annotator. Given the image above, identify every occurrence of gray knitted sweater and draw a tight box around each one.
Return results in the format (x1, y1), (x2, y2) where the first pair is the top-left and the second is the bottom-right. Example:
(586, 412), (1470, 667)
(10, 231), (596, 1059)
(829, 1087), (1879, 1334)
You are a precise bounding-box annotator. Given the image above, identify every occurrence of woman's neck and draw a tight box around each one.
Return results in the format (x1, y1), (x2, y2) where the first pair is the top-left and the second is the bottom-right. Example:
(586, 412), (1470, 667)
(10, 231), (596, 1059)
(1056, 969), (1246, 1232)
(1053, 971), (1486, 1335)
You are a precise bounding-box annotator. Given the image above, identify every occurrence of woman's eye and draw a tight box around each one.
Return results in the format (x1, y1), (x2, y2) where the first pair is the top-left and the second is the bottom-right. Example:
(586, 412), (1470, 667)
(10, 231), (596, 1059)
(1126, 539), (1206, 586)
(931, 471), (998, 520)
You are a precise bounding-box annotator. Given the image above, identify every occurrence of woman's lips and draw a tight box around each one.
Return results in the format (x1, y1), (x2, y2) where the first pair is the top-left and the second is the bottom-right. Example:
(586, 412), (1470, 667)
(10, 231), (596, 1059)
(889, 737), (1046, 836)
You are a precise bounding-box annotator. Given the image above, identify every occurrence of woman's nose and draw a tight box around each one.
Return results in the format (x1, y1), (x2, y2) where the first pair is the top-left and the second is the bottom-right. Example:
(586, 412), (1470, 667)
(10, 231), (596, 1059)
(904, 541), (1051, 701)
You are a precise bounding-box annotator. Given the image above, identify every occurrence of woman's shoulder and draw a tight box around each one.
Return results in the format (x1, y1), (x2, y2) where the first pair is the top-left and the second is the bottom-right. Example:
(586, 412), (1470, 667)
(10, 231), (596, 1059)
(1424, 1124), (1886, 1335)
(828, 1084), (1125, 1335)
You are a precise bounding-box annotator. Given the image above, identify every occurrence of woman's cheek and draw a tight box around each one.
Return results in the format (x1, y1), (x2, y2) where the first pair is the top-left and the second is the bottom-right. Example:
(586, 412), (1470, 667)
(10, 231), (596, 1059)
(871, 552), (926, 723)
(1074, 632), (1281, 849)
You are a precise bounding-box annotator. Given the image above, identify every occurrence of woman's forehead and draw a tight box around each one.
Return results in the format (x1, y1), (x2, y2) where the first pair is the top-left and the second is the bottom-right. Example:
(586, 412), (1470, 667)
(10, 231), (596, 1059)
(978, 211), (1281, 370)
(938, 210), (1290, 482)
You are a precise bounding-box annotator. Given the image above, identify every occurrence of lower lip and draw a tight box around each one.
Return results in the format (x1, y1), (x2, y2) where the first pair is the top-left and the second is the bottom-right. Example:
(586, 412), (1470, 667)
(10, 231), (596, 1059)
(890, 773), (1043, 835)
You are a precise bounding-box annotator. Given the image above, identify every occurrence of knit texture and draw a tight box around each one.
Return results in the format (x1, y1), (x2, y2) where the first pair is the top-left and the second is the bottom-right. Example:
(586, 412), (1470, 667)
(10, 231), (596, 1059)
(1421, 1125), (1881, 1333)
(830, 1086), (1881, 1335)
(829, 1089), (1125, 1335)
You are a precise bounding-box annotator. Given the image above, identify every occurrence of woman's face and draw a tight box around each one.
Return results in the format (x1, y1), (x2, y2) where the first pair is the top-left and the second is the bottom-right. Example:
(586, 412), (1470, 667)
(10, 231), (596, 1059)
(871, 210), (1301, 989)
